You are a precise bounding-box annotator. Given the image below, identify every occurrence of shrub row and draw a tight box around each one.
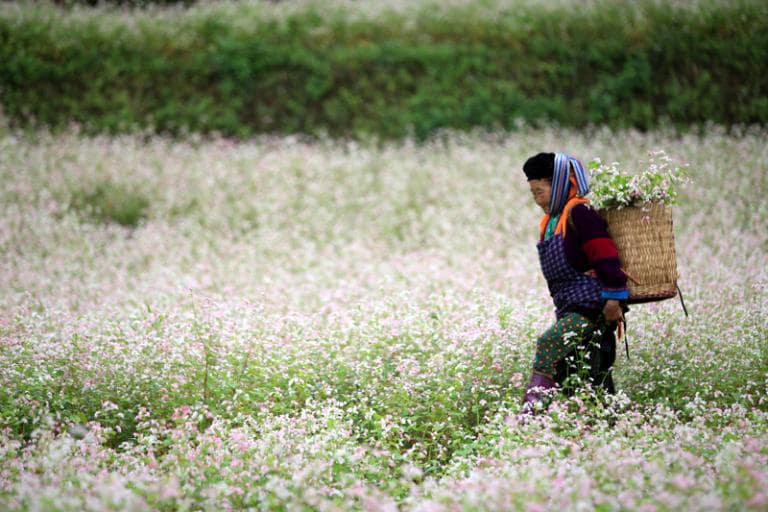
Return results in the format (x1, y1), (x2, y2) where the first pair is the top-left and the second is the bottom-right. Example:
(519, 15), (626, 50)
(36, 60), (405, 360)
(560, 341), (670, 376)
(1, 0), (767, 139)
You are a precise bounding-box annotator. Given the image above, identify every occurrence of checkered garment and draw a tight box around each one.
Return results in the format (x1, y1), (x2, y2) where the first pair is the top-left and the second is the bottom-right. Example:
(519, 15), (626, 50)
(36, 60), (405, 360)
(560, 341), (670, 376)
(538, 232), (604, 319)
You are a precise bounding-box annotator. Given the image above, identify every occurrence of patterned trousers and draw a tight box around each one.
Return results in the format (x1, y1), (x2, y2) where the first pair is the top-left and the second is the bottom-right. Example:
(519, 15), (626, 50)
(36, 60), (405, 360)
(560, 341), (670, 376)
(533, 312), (617, 393)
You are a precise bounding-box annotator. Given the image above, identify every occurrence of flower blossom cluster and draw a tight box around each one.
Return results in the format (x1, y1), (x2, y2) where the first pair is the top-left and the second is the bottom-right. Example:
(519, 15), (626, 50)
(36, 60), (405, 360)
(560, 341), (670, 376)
(0, 124), (766, 510)
(588, 150), (690, 210)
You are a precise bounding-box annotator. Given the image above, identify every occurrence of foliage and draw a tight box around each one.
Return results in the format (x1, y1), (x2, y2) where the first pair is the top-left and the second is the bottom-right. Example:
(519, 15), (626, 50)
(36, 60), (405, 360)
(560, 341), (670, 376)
(69, 181), (150, 227)
(588, 149), (690, 209)
(0, 0), (767, 139)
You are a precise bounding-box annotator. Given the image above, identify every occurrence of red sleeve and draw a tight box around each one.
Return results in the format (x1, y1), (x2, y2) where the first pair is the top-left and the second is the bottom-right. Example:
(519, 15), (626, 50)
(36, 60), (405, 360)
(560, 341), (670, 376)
(571, 205), (628, 295)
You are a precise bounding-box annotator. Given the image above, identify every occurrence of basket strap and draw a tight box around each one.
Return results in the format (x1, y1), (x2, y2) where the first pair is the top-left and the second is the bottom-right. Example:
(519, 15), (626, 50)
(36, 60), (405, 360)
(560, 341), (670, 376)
(676, 284), (689, 318)
(620, 267), (642, 285)
(615, 318), (629, 360)
(623, 320), (630, 359)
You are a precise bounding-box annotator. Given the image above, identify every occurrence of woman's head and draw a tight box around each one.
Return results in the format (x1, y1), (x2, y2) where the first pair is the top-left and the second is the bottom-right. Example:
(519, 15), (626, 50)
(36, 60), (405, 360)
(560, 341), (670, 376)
(524, 152), (555, 213)
(528, 179), (552, 213)
(523, 152), (590, 216)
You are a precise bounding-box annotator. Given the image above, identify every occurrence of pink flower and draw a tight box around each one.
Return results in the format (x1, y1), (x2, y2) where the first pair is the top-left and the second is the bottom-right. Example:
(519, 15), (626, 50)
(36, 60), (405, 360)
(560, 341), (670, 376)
(747, 493), (767, 509)
(670, 475), (694, 491)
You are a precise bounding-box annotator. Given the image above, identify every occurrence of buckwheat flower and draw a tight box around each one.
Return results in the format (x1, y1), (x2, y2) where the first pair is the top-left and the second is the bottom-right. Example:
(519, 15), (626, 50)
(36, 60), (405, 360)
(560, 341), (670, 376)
(747, 493), (768, 509)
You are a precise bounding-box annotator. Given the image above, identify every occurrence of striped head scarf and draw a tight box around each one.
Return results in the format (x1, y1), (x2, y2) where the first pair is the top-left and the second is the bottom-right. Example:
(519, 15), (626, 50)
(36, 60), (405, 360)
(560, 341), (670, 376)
(548, 153), (590, 217)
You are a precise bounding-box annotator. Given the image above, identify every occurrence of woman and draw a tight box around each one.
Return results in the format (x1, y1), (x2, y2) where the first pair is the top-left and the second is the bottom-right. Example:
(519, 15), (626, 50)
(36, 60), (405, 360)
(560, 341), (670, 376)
(521, 152), (628, 415)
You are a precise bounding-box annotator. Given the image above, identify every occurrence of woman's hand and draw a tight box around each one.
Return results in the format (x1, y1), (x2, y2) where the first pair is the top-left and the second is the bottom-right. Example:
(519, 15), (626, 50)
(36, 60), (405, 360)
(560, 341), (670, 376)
(603, 299), (624, 323)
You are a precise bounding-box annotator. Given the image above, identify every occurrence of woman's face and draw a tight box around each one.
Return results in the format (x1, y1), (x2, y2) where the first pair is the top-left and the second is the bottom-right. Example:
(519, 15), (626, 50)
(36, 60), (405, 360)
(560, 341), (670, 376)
(528, 179), (551, 213)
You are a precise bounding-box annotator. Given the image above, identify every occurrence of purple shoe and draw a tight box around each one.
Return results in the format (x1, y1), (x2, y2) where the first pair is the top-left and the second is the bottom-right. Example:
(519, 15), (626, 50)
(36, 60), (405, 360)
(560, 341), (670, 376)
(520, 372), (557, 416)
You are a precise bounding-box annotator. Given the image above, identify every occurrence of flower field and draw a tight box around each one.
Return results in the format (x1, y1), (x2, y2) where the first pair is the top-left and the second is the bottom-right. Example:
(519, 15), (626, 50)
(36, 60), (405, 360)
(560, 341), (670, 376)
(1, 126), (766, 510)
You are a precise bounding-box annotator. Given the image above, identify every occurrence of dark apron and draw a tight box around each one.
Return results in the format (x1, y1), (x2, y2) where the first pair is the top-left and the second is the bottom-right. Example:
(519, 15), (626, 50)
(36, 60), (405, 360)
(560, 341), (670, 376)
(537, 233), (617, 393)
(537, 233), (603, 319)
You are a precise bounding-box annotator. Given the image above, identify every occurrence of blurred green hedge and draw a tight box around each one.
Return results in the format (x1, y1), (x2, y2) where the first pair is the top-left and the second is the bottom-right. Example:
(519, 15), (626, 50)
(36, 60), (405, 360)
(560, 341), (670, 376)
(1, 1), (766, 139)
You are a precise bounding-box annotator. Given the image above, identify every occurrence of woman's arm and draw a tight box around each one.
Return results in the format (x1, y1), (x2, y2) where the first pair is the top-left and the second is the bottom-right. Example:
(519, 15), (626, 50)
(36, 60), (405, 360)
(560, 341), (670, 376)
(570, 204), (629, 303)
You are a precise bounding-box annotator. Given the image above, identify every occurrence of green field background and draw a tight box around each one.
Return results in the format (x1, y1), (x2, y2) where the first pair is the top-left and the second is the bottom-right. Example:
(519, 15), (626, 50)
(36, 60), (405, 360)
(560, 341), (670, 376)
(1, 0), (767, 139)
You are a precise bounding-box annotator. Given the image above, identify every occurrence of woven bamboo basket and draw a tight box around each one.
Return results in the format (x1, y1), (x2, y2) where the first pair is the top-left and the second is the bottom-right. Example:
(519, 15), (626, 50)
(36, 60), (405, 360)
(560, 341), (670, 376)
(599, 202), (679, 304)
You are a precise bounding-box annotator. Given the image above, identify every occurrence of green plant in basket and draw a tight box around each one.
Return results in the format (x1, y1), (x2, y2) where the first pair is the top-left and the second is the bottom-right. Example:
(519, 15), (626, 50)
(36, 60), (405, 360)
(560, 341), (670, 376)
(588, 150), (689, 210)
(588, 150), (690, 304)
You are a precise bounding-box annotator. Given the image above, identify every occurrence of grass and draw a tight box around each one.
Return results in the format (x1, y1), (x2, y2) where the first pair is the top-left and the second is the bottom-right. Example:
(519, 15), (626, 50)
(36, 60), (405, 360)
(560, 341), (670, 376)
(68, 181), (150, 227)
(0, 125), (766, 510)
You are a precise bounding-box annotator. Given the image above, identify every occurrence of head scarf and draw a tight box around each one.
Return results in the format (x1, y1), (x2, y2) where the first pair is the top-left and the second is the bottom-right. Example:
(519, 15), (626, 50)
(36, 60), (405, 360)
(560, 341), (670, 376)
(549, 153), (590, 217)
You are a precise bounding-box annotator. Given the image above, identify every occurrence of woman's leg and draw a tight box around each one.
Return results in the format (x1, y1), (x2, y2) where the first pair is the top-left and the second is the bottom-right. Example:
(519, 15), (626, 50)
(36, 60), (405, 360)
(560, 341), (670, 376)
(555, 321), (617, 395)
(533, 313), (596, 377)
(522, 313), (595, 414)
(595, 325), (617, 393)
